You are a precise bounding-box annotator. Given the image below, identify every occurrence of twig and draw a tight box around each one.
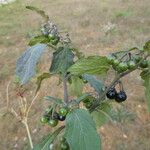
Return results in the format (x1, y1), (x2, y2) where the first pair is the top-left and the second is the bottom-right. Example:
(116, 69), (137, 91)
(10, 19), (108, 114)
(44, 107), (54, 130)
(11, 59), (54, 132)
(47, 43), (57, 50)
(22, 120), (34, 149)
(26, 92), (39, 118)
(6, 81), (11, 111)
(63, 75), (69, 105)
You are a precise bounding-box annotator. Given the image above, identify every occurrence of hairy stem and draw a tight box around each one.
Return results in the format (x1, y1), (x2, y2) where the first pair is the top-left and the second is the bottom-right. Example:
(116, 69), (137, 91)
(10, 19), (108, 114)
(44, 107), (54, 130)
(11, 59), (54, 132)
(63, 75), (69, 105)
(23, 120), (33, 149)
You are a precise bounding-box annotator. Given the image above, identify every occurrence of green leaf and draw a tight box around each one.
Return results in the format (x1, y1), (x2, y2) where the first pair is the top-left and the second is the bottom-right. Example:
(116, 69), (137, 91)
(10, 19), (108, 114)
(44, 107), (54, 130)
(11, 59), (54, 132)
(65, 109), (101, 150)
(83, 74), (105, 95)
(29, 35), (50, 46)
(26, 6), (49, 22)
(68, 76), (84, 96)
(92, 102), (112, 127)
(68, 56), (110, 75)
(16, 44), (47, 85)
(143, 40), (150, 53)
(44, 96), (63, 104)
(33, 126), (64, 150)
(36, 73), (51, 93)
(50, 47), (74, 75)
(140, 62), (150, 112)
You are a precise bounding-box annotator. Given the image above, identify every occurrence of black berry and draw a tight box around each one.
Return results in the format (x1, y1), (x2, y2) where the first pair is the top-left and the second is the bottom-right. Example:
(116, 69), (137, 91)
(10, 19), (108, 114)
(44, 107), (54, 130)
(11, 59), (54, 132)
(115, 91), (127, 103)
(106, 88), (117, 99)
(58, 115), (66, 121)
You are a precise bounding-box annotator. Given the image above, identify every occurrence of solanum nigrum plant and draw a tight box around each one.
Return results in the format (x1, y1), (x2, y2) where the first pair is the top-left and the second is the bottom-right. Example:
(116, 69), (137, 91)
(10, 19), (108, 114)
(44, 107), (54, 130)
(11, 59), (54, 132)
(14, 6), (150, 150)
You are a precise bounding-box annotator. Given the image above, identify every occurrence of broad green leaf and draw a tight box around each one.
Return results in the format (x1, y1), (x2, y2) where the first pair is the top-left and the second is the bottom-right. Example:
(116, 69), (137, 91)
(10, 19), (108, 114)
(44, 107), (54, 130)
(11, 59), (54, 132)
(49, 47), (74, 75)
(143, 40), (150, 54)
(36, 73), (51, 93)
(65, 109), (101, 150)
(68, 76), (84, 96)
(92, 102), (112, 127)
(83, 74), (105, 95)
(26, 6), (49, 22)
(44, 96), (63, 104)
(68, 56), (110, 75)
(140, 62), (150, 112)
(33, 126), (64, 150)
(16, 44), (47, 85)
(29, 35), (50, 46)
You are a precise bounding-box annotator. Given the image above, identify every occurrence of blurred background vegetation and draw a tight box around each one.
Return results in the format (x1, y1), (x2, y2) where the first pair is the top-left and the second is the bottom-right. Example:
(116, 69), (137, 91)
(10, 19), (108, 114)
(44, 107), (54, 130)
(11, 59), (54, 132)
(0, 0), (150, 150)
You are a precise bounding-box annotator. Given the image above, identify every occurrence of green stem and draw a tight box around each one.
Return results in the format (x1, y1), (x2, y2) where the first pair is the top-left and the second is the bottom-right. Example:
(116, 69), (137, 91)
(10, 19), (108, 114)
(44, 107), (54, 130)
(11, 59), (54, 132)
(63, 75), (69, 105)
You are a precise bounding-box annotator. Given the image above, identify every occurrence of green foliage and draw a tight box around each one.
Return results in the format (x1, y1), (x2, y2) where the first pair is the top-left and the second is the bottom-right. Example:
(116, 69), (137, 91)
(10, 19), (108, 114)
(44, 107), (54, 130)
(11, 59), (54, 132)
(83, 74), (105, 95)
(65, 109), (101, 150)
(68, 76), (84, 96)
(36, 73), (51, 93)
(16, 44), (47, 84)
(143, 40), (150, 53)
(29, 35), (50, 46)
(92, 102), (112, 127)
(26, 6), (49, 22)
(68, 56), (110, 75)
(140, 62), (150, 112)
(50, 47), (74, 76)
(33, 126), (64, 150)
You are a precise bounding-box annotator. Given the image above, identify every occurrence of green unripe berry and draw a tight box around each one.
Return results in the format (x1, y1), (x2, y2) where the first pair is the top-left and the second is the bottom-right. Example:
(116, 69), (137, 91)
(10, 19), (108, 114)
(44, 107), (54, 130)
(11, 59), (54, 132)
(139, 60), (148, 68)
(112, 59), (120, 66)
(134, 56), (142, 63)
(60, 142), (69, 150)
(48, 119), (58, 127)
(60, 137), (66, 143)
(117, 62), (128, 72)
(48, 34), (55, 40)
(84, 102), (92, 109)
(51, 38), (59, 45)
(59, 108), (68, 116)
(128, 60), (136, 69)
(40, 116), (48, 124)
(107, 54), (116, 64)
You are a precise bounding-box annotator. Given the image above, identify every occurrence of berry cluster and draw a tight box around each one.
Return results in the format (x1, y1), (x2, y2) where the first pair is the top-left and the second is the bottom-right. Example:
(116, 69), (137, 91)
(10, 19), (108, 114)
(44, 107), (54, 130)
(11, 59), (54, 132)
(106, 87), (127, 103)
(41, 20), (60, 45)
(40, 107), (68, 127)
(107, 52), (148, 73)
(60, 137), (70, 150)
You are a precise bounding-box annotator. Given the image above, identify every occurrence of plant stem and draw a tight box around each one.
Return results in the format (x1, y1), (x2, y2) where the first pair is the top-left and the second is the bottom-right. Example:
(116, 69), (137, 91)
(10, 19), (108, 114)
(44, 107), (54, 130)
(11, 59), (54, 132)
(6, 81), (11, 111)
(63, 74), (69, 105)
(23, 120), (33, 149)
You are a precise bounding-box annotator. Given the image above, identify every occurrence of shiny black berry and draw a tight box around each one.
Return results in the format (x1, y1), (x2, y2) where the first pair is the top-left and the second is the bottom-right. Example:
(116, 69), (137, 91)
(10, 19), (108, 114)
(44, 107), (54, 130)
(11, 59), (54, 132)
(58, 115), (66, 121)
(115, 91), (127, 103)
(106, 88), (117, 99)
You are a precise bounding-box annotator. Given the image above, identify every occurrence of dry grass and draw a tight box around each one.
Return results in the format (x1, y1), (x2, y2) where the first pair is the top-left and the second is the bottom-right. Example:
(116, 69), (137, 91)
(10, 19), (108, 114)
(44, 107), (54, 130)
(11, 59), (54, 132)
(0, 0), (150, 149)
